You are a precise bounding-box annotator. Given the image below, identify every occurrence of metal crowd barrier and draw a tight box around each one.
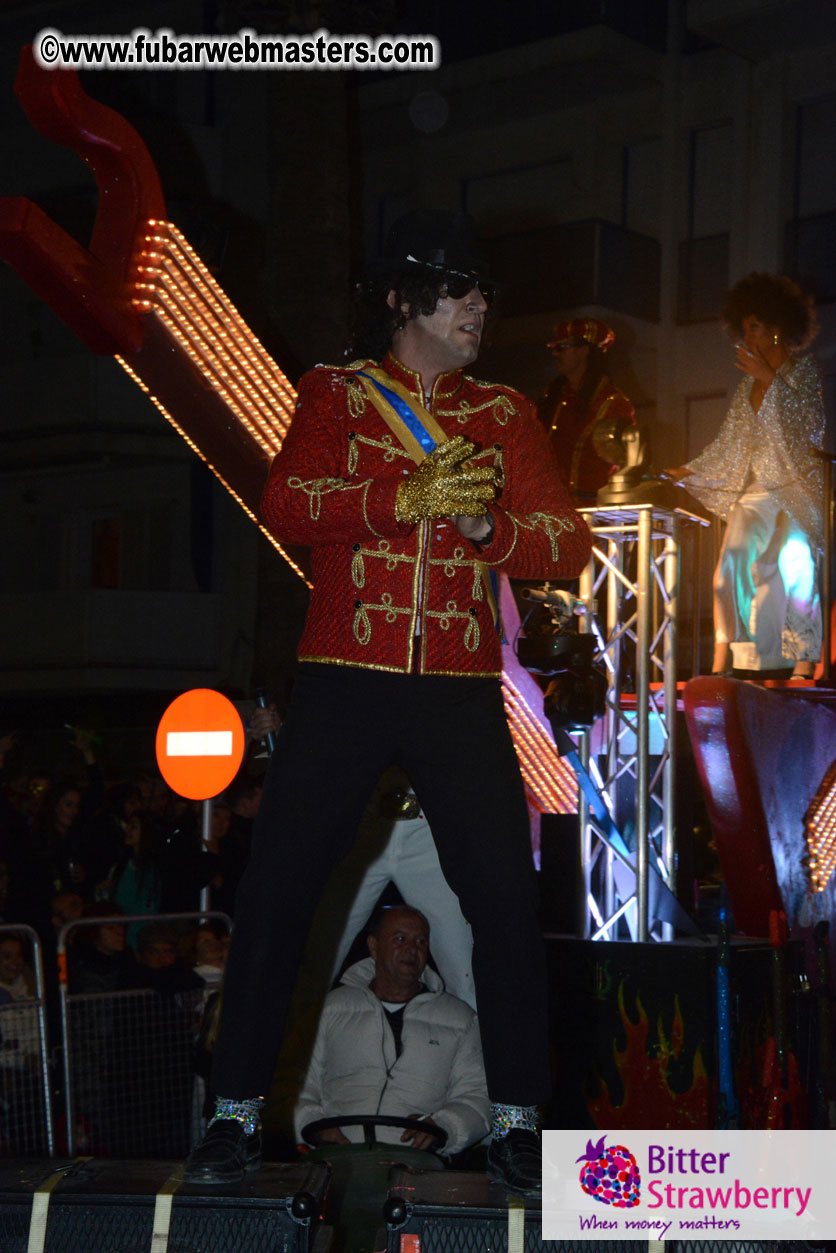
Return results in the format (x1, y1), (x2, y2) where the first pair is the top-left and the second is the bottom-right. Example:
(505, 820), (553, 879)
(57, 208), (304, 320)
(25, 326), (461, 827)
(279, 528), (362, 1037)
(57, 911), (231, 1158)
(0, 923), (53, 1157)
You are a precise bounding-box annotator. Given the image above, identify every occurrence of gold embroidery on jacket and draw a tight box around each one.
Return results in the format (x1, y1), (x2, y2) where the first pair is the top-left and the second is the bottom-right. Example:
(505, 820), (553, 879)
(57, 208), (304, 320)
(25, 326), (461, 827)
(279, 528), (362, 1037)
(351, 540), (414, 587)
(425, 601), (481, 653)
(354, 433), (409, 464)
(438, 393), (515, 427)
(445, 546), (466, 577)
(346, 378), (368, 420)
(493, 395), (515, 425)
(353, 604), (372, 646)
(513, 512), (576, 562)
(442, 398), (480, 425)
(463, 374), (507, 390)
(373, 540), (413, 572)
(352, 593), (412, 646)
(479, 510), (577, 567)
(289, 476), (374, 521)
(407, 522), (429, 648)
(360, 487), (386, 539)
(429, 545), (484, 601)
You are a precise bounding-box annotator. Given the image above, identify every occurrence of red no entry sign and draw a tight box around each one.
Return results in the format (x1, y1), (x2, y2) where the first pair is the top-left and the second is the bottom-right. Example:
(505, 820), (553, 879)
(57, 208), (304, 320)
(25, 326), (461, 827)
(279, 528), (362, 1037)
(155, 688), (246, 800)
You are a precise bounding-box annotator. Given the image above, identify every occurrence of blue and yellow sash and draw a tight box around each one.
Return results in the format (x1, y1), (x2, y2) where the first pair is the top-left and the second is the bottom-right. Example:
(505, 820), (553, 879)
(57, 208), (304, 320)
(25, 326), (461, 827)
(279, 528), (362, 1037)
(356, 367), (448, 459)
(356, 366), (501, 634)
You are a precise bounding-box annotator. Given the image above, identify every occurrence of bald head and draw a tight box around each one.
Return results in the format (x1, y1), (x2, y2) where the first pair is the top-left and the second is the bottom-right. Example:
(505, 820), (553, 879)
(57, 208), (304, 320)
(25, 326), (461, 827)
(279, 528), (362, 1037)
(367, 906), (430, 1003)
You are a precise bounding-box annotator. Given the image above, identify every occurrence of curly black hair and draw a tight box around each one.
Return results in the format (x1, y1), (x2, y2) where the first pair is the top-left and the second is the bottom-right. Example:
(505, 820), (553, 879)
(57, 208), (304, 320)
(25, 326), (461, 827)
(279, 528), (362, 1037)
(722, 272), (818, 350)
(347, 268), (495, 361)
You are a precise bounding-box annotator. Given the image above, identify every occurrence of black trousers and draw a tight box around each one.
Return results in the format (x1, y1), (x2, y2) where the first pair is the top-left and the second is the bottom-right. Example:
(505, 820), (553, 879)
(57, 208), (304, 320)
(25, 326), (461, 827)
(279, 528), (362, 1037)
(212, 663), (552, 1107)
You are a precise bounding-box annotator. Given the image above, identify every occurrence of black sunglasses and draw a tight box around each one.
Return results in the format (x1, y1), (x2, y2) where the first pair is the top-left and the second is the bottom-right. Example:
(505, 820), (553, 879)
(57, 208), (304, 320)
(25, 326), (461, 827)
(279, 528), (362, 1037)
(438, 271), (497, 306)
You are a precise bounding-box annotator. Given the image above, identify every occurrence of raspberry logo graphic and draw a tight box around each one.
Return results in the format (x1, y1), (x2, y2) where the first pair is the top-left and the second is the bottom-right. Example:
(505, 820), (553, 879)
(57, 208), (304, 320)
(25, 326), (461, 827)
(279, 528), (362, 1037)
(576, 1135), (641, 1207)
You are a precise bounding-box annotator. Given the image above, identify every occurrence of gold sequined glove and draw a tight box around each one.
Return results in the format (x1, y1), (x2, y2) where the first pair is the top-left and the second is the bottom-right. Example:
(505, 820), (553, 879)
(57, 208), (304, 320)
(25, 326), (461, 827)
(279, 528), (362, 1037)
(395, 436), (497, 524)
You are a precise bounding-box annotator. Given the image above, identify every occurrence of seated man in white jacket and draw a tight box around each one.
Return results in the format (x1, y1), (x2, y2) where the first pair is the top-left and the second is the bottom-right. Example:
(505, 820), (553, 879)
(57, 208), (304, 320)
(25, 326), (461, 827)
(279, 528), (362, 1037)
(294, 905), (489, 1156)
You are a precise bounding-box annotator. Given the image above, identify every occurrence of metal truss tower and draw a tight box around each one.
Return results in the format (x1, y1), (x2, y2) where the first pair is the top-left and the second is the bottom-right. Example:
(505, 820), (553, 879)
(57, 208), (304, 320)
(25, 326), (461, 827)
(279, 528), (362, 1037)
(575, 503), (709, 942)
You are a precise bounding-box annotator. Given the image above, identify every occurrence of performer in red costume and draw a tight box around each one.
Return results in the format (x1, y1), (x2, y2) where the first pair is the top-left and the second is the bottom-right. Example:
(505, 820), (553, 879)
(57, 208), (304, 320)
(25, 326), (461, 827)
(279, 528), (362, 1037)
(538, 318), (635, 501)
(184, 211), (591, 1195)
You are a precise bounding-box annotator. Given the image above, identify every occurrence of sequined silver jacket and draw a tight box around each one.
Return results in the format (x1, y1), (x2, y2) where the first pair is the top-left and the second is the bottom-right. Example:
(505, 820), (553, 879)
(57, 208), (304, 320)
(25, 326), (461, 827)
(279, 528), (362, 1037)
(685, 354), (825, 550)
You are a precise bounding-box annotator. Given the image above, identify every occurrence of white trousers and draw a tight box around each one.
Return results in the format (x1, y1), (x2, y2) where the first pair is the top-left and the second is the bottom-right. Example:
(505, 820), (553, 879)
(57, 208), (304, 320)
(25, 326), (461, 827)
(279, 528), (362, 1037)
(323, 809), (475, 1008)
(714, 486), (821, 671)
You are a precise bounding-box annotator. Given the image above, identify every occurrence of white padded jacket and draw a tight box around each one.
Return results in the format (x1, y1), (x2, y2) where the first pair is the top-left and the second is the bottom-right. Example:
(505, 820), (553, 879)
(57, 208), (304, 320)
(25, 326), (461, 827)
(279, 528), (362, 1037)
(293, 957), (489, 1154)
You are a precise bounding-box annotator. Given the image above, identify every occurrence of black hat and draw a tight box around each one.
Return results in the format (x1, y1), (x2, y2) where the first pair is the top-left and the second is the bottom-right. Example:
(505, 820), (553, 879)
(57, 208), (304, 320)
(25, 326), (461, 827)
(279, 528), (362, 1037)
(372, 210), (489, 283)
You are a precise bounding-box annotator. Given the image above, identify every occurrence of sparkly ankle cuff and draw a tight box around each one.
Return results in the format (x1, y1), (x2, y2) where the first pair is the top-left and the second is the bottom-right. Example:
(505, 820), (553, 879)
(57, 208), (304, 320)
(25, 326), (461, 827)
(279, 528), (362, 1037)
(490, 1102), (539, 1139)
(209, 1096), (263, 1136)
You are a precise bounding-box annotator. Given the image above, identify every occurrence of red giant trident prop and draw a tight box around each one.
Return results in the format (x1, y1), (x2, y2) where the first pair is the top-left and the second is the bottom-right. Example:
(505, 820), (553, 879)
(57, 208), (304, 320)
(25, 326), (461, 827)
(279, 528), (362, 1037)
(0, 47), (577, 822)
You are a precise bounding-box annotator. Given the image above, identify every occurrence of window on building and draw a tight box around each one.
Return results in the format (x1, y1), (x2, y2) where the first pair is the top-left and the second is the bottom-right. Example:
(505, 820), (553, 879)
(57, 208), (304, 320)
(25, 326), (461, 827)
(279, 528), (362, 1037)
(786, 93), (836, 302)
(795, 94), (836, 219)
(622, 136), (662, 237)
(678, 123), (732, 323)
(463, 160), (574, 235)
(63, 506), (174, 592)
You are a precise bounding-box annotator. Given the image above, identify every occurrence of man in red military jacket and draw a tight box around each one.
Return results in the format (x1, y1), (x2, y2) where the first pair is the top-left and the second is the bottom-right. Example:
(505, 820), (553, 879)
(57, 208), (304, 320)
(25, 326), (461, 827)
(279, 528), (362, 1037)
(185, 211), (591, 1194)
(538, 317), (635, 501)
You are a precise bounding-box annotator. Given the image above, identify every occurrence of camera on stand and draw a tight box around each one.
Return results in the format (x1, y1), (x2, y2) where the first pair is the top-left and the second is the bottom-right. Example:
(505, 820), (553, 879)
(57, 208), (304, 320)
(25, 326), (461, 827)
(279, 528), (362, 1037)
(515, 586), (606, 735)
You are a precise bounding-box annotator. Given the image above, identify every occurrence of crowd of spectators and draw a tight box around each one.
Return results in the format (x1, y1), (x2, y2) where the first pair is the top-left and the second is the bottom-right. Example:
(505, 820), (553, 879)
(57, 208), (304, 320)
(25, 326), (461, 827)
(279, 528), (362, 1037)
(0, 720), (253, 1155)
(0, 722), (260, 941)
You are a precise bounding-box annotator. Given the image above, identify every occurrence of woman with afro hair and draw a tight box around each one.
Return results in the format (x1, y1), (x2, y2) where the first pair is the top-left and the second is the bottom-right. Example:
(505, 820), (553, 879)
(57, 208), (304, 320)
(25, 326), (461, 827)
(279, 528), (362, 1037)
(675, 272), (825, 677)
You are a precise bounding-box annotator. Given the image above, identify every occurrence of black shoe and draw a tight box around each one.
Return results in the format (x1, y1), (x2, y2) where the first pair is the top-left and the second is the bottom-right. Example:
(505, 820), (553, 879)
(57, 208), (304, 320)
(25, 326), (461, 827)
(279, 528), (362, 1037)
(184, 1119), (262, 1184)
(487, 1129), (542, 1197)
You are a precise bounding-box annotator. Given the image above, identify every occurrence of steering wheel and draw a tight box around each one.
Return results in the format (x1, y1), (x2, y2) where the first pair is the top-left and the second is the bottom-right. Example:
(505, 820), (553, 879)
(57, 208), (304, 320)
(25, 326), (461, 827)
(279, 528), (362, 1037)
(301, 1114), (447, 1149)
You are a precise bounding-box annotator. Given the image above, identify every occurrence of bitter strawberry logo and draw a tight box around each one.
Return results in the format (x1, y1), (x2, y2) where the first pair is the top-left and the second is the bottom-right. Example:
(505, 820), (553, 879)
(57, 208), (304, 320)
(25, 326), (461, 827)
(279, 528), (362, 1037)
(576, 1135), (641, 1207)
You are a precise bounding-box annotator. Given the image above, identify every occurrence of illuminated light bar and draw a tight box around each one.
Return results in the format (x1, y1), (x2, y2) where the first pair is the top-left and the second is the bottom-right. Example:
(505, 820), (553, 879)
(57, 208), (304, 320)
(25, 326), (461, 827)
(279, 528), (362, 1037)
(163, 233), (296, 415)
(163, 222), (297, 406)
(804, 759), (836, 894)
(148, 260), (287, 448)
(502, 673), (577, 813)
(136, 257), (289, 450)
(114, 353), (312, 588)
(139, 276), (288, 453)
(155, 306), (279, 452)
(152, 304), (279, 456)
(140, 221), (297, 434)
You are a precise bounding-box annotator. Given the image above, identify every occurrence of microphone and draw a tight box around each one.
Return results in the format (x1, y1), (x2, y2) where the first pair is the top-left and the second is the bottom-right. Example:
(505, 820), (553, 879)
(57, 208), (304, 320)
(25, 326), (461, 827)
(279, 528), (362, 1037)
(253, 684), (276, 756)
(521, 586), (560, 604)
